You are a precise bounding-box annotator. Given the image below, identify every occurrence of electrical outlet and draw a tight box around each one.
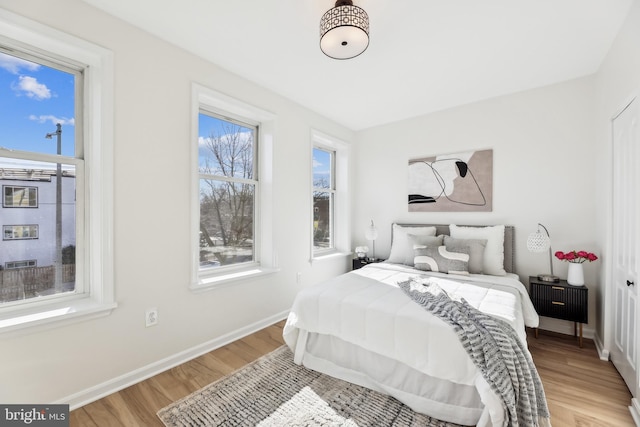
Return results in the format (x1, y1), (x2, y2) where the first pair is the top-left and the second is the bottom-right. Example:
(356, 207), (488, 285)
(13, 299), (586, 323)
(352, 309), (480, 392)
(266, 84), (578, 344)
(296, 272), (302, 284)
(145, 307), (158, 327)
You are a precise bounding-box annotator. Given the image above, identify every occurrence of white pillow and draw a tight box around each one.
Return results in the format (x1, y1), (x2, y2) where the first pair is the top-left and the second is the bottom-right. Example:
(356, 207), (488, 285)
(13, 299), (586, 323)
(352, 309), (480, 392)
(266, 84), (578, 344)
(449, 224), (506, 276)
(388, 224), (437, 265)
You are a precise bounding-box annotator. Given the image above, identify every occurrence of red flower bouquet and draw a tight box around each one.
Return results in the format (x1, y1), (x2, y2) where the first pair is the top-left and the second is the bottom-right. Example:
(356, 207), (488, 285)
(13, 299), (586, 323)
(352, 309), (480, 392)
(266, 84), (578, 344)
(555, 250), (598, 264)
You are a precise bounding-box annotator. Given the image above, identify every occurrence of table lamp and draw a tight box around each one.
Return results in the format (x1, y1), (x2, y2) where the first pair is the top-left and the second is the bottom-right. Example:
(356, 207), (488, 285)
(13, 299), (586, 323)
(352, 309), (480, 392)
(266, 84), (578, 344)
(526, 223), (559, 282)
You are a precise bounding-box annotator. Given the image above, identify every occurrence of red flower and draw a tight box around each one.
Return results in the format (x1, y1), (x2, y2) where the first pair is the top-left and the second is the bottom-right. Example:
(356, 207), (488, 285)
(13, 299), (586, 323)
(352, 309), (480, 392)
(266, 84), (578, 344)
(555, 250), (599, 263)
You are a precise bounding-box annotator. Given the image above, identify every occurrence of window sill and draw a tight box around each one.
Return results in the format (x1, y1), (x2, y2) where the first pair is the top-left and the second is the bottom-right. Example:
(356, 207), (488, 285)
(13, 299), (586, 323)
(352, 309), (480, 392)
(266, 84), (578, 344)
(191, 266), (280, 293)
(0, 297), (117, 337)
(312, 250), (352, 262)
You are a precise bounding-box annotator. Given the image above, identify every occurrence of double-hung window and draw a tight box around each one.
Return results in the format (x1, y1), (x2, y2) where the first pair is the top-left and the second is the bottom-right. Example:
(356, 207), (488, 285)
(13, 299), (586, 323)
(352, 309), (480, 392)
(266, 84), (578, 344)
(198, 112), (257, 270)
(192, 84), (276, 289)
(312, 147), (335, 253)
(0, 10), (114, 333)
(311, 130), (350, 259)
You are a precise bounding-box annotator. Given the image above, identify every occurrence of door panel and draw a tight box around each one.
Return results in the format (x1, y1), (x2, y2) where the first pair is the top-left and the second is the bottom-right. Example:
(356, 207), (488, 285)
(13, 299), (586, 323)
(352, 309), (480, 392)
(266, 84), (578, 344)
(611, 96), (639, 396)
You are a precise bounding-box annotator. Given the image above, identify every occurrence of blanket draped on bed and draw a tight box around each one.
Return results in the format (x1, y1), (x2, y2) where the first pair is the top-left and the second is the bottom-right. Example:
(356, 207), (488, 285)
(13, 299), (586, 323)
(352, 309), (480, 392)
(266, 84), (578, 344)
(399, 278), (551, 427)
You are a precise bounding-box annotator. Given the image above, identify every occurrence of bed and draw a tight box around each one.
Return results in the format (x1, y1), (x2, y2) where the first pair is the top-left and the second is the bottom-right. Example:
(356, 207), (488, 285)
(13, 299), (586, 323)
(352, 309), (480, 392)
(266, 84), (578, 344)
(283, 224), (547, 427)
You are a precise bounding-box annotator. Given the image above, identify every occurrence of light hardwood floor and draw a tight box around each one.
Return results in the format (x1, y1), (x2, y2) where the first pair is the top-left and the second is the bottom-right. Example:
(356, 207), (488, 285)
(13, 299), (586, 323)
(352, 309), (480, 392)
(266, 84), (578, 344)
(70, 322), (634, 426)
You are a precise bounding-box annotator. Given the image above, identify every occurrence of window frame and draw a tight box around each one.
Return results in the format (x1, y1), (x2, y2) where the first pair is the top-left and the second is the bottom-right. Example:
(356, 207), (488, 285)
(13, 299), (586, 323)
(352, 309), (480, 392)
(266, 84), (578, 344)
(197, 110), (259, 272)
(0, 9), (115, 335)
(3, 185), (38, 208)
(191, 84), (277, 291)
(312, 146), (336, 255)
(3, 224), (39, 240)
(310, 130), (350, 262)
(5, 260), (37, 269)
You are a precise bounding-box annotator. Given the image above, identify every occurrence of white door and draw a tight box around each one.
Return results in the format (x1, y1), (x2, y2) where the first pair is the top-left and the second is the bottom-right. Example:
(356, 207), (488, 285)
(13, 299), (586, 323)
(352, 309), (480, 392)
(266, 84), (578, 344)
(611, 96), (640, 397)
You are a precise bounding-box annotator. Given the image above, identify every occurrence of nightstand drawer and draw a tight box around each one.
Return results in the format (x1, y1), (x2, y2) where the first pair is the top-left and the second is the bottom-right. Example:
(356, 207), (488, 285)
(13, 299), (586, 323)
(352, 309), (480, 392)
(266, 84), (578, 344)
(530, 278), (588, 324)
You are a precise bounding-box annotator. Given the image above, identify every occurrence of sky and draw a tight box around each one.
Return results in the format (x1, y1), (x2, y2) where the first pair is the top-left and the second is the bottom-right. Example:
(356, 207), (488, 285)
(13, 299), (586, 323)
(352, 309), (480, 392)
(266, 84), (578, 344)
(0, 52), (76, 158)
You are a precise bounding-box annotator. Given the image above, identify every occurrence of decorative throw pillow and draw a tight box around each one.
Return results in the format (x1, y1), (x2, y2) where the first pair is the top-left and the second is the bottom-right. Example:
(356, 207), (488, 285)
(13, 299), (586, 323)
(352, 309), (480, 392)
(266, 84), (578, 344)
(408, 234), (444, 249)
(388, 224), (437, 265)
(449, 224), (506, 276)
(413, 245), (470, 275)
(444, 236), (487, 274)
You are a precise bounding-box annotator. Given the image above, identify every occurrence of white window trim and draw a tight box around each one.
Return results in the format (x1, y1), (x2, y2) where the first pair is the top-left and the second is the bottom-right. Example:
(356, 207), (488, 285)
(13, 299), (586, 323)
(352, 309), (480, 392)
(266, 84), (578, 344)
(310, 129), (350, 262)
(0, 9), (116, 335)
(190, 84), (278, 292)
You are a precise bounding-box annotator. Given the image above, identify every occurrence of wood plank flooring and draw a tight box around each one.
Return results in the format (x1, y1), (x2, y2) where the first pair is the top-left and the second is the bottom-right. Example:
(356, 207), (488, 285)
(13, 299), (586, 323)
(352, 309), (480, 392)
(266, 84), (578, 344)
(70, 322), (635, 426)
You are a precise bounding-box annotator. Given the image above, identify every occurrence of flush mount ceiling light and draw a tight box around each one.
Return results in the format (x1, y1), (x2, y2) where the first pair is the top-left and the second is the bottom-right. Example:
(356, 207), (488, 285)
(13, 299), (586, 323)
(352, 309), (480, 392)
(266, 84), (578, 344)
(320, 0), (369, 60)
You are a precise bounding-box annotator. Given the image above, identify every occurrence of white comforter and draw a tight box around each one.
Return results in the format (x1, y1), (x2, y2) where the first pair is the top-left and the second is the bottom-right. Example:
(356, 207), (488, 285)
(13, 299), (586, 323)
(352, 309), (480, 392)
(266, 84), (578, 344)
(283, 262), (540, 426)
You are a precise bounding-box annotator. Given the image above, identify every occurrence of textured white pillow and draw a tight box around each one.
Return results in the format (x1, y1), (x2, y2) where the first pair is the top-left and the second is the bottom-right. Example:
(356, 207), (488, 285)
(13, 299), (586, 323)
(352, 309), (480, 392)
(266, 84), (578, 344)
(388, 224), (437, 265)
(449, 224), (506, 276)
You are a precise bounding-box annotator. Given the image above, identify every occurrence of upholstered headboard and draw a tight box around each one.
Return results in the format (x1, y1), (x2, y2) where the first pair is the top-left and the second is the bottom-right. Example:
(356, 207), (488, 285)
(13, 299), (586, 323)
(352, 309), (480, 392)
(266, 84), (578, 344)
(395, 224), (515, 274)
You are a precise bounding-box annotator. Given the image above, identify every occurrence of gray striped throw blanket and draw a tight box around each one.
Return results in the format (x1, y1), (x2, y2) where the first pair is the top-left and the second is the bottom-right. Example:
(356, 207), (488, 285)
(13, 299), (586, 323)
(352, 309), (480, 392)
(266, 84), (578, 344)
(399, 278), (551, 427)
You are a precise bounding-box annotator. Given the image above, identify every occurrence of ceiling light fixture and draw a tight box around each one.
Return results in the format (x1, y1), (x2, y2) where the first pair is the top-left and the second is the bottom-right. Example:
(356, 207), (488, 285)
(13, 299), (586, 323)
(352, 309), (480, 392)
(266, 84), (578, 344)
(320, 0), (369, 60)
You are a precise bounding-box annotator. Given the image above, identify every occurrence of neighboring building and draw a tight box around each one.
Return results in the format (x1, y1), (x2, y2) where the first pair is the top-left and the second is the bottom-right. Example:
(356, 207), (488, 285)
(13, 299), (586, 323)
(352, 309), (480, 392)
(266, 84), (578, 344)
(0, 166), (76, 270)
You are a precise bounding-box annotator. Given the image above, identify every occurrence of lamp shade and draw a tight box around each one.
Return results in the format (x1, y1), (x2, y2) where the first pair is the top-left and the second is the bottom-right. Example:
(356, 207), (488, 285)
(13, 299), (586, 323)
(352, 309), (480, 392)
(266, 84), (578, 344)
(365, 220), (378, 241)
(526, 230), (550, 253)
(320, 0), (369, 60)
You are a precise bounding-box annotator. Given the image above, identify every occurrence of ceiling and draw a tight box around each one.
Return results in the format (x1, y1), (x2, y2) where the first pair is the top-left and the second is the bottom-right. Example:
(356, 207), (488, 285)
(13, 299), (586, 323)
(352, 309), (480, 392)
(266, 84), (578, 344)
(81, 0), (633, 131)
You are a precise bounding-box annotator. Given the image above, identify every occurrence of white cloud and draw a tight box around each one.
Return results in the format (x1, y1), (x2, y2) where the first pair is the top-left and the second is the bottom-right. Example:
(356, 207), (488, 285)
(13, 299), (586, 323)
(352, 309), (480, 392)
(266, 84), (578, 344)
(0, 53), (40, 74)
(13, 76), (51, 100)
(28, 115), (75, 126)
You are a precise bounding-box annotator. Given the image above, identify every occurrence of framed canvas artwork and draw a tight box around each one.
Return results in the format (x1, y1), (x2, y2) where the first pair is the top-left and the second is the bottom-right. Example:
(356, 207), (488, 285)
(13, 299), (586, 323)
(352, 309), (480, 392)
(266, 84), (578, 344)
(408, 149), (493, 212)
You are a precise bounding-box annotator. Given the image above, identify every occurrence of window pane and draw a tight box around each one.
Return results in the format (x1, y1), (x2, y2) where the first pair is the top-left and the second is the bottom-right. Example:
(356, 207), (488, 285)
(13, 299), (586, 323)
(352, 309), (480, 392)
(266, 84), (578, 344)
(313, 191), (333, 250)
(198, 113), (255, 179)
(0, 52), (76, 157)
(0, 158), (76, 303)
(199, 178), (254, 268)
(313, 147), (332, 189)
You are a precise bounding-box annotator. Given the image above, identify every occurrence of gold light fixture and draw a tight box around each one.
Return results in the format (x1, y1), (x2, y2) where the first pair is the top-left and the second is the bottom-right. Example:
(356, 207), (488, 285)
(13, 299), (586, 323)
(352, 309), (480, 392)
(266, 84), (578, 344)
(320, 0), (369, 60)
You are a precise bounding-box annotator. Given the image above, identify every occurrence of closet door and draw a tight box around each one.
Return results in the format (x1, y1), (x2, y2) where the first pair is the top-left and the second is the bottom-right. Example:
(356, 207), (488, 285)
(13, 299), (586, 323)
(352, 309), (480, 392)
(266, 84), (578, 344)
(611, 96), (640, 397)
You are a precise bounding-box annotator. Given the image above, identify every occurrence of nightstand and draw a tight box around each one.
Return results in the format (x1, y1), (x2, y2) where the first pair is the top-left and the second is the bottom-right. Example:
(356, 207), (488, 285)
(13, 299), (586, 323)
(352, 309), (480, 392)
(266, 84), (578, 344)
(352, 258), (383, 270)
(529, 276), (588, 347)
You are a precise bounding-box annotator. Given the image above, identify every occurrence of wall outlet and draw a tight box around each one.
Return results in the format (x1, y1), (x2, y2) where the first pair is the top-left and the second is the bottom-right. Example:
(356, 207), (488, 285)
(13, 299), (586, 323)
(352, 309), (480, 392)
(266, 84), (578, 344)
(145, 307), (158, 327)
(296, 272), (302, 284)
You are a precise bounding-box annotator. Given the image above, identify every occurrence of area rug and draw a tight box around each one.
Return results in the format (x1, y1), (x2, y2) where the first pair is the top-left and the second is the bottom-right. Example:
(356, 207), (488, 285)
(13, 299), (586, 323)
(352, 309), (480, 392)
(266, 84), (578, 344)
(157, 345), (463, 426)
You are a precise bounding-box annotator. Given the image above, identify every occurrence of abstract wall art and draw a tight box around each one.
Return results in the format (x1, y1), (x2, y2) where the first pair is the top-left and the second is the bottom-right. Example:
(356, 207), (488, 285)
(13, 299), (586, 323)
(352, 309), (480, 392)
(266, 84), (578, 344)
(408, 149), (493, 212)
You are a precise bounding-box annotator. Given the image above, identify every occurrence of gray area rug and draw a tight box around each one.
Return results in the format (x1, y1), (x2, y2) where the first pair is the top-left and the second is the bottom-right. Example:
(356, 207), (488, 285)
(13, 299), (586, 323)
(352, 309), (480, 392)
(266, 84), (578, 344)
(157, 345), (463, 426)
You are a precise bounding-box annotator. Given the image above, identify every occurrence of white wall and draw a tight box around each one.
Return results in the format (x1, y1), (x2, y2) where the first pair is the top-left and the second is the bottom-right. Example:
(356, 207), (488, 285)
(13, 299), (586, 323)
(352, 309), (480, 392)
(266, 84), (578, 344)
(353, 76), (599, 336)
(0, 0), (353, 405)
(593, 0), (640, 350)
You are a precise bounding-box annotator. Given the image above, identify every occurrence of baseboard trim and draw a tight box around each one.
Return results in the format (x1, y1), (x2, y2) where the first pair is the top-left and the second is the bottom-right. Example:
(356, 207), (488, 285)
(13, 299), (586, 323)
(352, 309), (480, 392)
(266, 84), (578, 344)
(593, 330), (610, 361)
(630, 398), (640, 426)
(57, 310), (290, 410)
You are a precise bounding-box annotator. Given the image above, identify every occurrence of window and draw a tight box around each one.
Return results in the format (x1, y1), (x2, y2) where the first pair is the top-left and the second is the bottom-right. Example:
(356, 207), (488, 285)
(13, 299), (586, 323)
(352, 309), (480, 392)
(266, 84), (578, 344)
(192, 84), (276, 289)
(310, 130), (350, 260)
(0, 9), (114, 333)
(313, 147), (335, 253)
(3, 186), (38, 207)
(6, 260), (37, 269)
(3, 225), (38, 240)
(198, 112), (257, 270)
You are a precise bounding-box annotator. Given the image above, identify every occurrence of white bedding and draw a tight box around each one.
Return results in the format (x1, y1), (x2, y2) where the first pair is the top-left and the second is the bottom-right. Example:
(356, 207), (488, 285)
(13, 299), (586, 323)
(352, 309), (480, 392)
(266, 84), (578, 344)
(283, 262), (540, 426)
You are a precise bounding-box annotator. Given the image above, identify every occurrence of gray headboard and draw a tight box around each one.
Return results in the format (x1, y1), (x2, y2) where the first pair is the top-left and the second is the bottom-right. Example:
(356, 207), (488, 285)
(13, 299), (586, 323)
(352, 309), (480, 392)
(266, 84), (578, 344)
(395, 224), (515, 274)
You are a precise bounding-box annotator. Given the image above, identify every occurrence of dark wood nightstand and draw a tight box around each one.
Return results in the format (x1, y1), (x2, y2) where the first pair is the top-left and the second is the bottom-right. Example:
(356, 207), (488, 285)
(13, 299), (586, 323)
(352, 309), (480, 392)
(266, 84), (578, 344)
(352, 258), (384, 270)
(529, 276), (588, 347)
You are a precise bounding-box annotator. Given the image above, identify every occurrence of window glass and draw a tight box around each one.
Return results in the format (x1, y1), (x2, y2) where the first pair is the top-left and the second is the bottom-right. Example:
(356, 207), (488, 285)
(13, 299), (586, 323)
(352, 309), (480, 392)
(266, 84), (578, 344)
(198, 112), (256, 270)
(0, 51), (78, 304)
(313, 147), (335, 252)
(0, 52), (76, 156)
